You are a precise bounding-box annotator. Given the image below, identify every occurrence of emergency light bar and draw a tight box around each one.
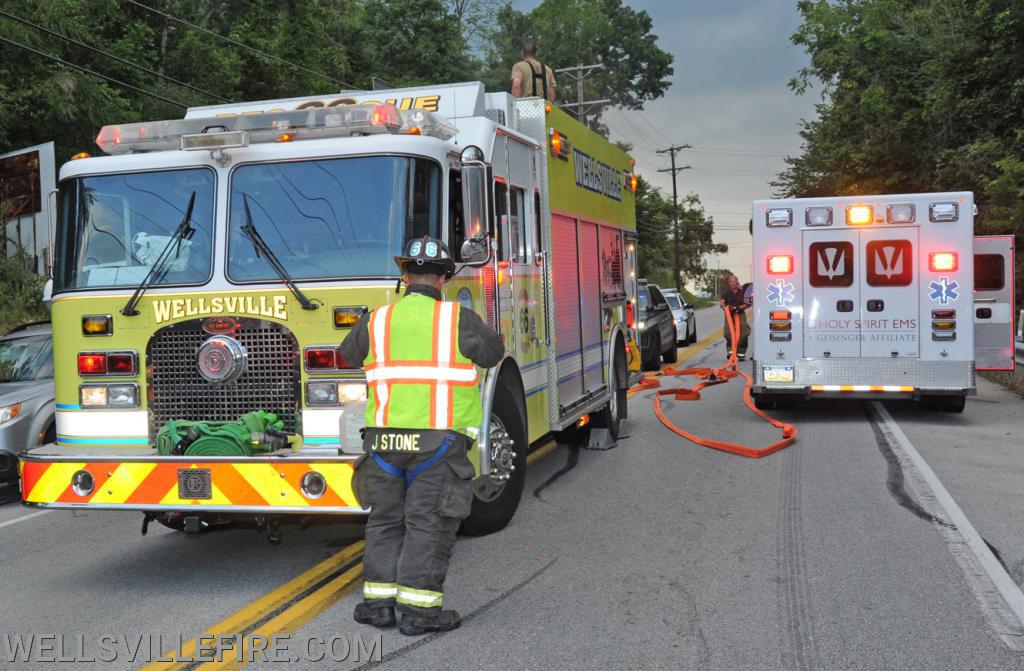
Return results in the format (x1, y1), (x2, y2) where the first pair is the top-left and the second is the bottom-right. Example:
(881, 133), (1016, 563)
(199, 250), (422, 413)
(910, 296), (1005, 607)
(95, 104), (458, 155)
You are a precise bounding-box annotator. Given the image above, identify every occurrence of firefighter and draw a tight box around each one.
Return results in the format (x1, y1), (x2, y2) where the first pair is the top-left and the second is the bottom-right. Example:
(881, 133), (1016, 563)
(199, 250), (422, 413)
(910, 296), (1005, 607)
(511, 42), (557, 101)
(719, 274), (750, 361)
(340, 236), (504, 636)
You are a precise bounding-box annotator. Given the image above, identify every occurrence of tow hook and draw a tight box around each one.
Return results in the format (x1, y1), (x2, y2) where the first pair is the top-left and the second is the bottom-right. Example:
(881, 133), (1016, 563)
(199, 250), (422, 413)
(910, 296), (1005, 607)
(266, 518), (282, 545)
(141, 512), (157, 536)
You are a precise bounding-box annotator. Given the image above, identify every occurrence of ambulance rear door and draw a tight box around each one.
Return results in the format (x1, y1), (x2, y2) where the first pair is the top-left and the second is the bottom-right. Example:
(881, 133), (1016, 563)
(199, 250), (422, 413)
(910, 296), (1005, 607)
(803, 229), (860, 357)
(860, 227), (920, 358)
(974, 235), (1015, 370)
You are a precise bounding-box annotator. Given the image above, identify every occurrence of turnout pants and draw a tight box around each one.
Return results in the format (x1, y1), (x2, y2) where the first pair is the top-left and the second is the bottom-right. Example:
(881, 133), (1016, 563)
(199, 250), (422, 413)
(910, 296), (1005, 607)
(724, 310), (750, 357)
(352, 431), (475, 616)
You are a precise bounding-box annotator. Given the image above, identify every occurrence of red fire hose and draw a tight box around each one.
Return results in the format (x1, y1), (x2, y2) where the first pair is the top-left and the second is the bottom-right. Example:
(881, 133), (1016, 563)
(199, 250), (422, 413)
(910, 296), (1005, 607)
(633, 307), (796, 458)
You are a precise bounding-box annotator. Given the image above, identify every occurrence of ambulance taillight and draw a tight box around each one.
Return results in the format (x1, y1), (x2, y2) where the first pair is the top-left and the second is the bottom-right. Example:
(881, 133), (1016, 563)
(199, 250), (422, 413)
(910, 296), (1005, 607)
(929, 251), (958, 272)
(767, 255), (793, 274)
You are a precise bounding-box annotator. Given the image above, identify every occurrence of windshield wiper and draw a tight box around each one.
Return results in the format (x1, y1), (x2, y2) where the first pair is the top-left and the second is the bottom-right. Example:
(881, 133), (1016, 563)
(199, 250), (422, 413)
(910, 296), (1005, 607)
(241, 195), (319, 311)
(122, 191), (197, 317)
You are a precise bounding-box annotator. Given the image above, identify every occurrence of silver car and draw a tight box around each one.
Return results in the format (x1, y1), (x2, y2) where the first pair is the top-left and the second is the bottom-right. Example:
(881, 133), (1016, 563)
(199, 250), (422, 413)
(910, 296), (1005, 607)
(0, 323), (55, 500)
(663, 290), (697, 346)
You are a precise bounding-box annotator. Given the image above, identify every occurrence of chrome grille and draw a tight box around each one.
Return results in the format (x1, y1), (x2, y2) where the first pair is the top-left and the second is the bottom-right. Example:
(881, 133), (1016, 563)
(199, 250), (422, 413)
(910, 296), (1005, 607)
(146, 318), (299, 438)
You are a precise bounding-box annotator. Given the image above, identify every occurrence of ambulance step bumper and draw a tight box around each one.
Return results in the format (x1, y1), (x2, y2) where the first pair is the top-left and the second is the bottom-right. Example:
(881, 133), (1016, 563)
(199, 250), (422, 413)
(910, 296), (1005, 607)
(752, 359), (975, 396)
(18, 450), (366, 514)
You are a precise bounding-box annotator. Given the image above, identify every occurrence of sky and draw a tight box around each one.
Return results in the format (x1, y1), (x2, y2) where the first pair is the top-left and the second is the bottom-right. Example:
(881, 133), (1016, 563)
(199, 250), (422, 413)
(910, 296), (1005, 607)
(513, 0), (819, 283)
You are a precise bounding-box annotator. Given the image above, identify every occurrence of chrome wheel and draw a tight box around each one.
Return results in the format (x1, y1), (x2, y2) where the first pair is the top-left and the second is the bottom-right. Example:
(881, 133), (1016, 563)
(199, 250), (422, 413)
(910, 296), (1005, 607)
(473, 413), (518, 503)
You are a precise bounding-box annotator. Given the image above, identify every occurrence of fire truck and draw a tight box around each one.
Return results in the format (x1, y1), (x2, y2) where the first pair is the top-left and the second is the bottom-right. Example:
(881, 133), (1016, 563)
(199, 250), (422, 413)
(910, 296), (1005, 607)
(750, 192), (1015, 412)
(19, 82), (640, 537)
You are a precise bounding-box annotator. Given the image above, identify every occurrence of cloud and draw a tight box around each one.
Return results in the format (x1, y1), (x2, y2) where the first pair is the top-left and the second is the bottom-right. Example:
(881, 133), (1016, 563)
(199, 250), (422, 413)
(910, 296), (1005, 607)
(512, 0), (820, 278)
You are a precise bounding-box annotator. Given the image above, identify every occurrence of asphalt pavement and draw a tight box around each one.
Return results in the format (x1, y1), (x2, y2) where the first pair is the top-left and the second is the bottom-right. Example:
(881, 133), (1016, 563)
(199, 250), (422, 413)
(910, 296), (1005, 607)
(2, 306), (1024, 670)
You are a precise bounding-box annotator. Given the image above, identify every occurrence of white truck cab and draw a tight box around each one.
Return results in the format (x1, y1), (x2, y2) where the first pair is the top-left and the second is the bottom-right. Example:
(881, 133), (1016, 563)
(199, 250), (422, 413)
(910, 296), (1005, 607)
(750, 192), (1014, 412)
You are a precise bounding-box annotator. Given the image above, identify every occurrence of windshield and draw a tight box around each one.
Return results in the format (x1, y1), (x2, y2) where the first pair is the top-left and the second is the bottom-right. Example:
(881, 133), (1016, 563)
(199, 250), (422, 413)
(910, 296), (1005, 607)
(0, 334), (53, 382)
(665, 294), (682, 310)
(55, 168), (215, 291)
(228, 156), (441, 281)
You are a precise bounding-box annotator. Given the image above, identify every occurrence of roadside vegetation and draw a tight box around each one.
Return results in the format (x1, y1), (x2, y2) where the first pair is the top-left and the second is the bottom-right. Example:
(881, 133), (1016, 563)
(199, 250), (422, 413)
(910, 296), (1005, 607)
(779, 0), (1024, 309)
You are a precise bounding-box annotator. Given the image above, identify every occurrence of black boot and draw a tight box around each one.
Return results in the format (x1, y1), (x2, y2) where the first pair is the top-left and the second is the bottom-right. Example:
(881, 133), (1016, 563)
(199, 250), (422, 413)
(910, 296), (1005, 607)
(353, 602), (397, 628)
(399, 609), (462, 636)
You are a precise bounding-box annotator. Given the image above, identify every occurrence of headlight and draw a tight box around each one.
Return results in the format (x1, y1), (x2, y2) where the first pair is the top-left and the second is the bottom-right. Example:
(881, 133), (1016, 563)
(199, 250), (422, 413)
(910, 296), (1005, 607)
(0, 403), (21, 425)
(307, 381), (339, 405)
(638, 321), (646, 330)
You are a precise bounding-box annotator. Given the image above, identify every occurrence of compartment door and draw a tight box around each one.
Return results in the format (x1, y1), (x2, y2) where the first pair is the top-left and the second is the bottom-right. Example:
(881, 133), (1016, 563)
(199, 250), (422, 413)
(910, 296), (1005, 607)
(974, 235), (1015, 371)
(551, 214), (585, 407)
(802, 229), (860, 357)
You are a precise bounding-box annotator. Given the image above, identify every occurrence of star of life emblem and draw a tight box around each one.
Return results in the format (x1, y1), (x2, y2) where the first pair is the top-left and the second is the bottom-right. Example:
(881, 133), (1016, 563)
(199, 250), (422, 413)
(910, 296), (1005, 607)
(929, 277), (959, 305)
(767, 280), (795, 307)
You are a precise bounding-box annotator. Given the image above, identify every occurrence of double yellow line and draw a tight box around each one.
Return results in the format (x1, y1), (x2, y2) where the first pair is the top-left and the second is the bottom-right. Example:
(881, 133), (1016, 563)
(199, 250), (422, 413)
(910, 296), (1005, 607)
(142, 443), (559, 671)
(141, 541), (364, 671)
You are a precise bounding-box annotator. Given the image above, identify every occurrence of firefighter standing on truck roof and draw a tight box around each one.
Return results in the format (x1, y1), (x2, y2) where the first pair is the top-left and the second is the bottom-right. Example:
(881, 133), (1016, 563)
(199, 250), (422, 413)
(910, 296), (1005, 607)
(511, 42), (557, 101)
(340, 236), (504, 636)
(720, 274), (751, 361)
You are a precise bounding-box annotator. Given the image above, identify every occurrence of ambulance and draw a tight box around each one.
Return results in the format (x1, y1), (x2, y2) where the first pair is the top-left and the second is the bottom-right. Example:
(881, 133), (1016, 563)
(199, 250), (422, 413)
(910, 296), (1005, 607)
(750, 192), (1015, 412)
(19, 82), (639, 538)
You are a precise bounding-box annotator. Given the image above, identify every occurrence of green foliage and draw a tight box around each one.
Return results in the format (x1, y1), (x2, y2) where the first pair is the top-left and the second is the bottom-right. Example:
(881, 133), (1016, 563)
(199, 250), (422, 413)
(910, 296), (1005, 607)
(482, 0), (673, 118)
(0, 201), (48, 333)
(779, 0), (1024, 302)
(635, 176), (724, 290)
(679, 287), (713, 310)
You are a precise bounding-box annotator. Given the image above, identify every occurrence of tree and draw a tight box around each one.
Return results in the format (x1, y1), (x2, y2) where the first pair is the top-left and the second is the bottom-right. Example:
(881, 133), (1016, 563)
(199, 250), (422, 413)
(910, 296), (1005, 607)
(0, 200), (47, 334)
(634, 176), (722, 288)
(481, 0), (673, 122)
(777, 0), (1024, 303)
(354, 0), (476, 87)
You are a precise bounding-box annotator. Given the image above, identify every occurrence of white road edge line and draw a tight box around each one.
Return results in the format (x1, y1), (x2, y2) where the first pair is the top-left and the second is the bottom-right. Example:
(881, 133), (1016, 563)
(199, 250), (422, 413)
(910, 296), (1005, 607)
(871, 402), (1024, 650)
(0, 510), (49, 530)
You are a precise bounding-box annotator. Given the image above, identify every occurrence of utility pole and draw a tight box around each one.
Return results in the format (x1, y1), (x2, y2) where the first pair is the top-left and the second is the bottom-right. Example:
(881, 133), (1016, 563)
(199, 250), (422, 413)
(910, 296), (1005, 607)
(656, 144), (691, 292)
(556, 64), (610, 127)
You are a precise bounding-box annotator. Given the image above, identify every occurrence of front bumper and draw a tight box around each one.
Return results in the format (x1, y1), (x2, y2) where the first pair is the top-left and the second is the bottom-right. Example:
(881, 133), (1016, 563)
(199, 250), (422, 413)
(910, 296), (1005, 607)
(19, 447), (366, 514)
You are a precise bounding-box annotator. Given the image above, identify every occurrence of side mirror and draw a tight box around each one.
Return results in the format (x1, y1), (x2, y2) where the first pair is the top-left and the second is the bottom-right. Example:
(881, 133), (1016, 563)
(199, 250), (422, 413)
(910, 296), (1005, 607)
(682, 302), (693, 310)
(460, 236), (490, 264)
(459, 145), (491, 266)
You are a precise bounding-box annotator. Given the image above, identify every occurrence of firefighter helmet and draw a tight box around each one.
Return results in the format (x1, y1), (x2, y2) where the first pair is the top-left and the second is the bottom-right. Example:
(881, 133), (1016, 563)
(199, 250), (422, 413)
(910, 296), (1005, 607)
(394, 236), (456, 279)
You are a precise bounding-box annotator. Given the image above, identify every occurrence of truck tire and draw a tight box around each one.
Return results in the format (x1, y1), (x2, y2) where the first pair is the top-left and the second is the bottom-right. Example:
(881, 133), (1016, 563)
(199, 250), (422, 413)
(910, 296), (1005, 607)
(753, 394), (775, 411)
(461, 386), (527, 537)
(642, 344), (660, 371)
(662, 338), (678, 364)
(593, 344), (627, 440)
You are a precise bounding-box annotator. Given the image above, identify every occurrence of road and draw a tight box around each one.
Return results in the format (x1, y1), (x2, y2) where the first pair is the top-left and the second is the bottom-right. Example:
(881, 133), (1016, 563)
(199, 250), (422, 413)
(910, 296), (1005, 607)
(2, 306), (1024, 669)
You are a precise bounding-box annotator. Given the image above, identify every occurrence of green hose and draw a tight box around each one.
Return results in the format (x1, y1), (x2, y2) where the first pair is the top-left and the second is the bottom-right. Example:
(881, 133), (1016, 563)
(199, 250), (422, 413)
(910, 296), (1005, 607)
(157, 411), (287, 456)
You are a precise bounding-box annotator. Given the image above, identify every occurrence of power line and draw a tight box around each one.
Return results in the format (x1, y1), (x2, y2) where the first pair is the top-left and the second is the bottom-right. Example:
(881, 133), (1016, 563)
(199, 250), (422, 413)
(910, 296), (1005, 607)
(611, 107), (664, 154)
(689, 145), (789, 157)
(635, 109), (674, 145)
(0, 34), (188, 108)
(0, 9), (230, 103)
(125, 0), (358, 90)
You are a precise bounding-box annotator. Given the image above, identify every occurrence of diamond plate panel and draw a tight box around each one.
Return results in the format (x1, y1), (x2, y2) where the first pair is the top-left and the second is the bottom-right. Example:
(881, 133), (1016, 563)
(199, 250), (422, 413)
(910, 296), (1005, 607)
(753, 358), (975, 389)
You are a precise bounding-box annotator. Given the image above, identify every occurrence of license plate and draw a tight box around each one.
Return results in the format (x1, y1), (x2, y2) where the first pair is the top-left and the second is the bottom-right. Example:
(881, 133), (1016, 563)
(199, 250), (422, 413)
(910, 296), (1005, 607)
(763, 365), (794, 382)
(178, 468), (212, 500)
